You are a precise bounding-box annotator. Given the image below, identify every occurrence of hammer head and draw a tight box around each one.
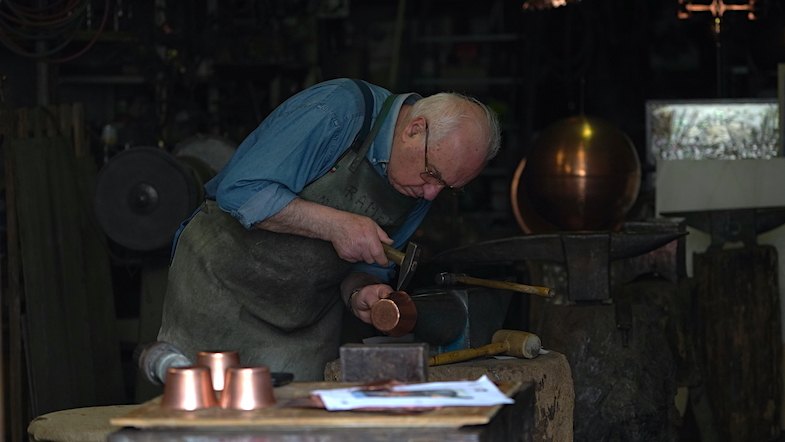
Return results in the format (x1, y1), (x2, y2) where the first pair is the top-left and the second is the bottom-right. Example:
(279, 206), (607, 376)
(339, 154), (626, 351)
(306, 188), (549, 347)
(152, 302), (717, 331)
(395, 241), (421, 290)
(492, 329), (542, 359)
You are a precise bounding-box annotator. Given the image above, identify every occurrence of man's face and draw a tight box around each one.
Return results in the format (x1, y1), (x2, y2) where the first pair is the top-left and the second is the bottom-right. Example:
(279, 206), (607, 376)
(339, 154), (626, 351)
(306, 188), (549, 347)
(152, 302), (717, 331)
(388, 112), (487, 201)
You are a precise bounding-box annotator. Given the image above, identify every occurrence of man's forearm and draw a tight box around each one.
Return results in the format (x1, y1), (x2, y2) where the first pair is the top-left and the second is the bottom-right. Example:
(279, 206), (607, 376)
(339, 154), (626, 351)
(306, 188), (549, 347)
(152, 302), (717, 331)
(254, 197), (338, 240)
(255, 196), (392, 265)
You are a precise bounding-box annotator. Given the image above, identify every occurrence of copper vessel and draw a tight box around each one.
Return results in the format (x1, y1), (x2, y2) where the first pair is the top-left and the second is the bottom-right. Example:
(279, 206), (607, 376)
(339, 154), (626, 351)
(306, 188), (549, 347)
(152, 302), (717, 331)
(196, 350), (240, 391)
(219, 366), (277, 410)
(161, 366), (218, 410)
(371, 291), (417, 337)
(511, 116), (641, 233)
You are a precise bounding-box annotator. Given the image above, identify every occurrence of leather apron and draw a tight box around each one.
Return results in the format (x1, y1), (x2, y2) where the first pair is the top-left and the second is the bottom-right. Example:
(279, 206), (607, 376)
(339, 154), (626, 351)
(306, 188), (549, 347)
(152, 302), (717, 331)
(158, 83), (417, 380)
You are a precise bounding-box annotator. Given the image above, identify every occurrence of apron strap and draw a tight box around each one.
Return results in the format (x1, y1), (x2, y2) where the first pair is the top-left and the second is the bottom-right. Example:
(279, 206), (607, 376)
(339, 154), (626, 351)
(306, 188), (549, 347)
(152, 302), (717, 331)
(348, 92), (398, 172)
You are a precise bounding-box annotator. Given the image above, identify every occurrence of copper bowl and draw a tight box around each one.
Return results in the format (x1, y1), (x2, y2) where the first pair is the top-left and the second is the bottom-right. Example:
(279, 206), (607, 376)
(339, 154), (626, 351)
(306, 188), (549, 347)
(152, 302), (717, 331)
(371, 291), (417, 337)
(161, 366), (218, 410)
(219, 366), (277, 410)
(196, 350), (240, 391)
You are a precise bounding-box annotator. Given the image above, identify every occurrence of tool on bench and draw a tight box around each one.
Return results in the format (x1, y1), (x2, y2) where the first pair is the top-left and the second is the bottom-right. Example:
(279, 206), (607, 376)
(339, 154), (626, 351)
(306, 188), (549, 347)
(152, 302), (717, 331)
(370, 290), (468, 345)
(136, 341), (294, 387)
(339, 343), (429, 383)
(136, 341), (192, 385)
(435, 272), (554, 298)
(383, 241), (421, 290)
(428, 329), (542, 366)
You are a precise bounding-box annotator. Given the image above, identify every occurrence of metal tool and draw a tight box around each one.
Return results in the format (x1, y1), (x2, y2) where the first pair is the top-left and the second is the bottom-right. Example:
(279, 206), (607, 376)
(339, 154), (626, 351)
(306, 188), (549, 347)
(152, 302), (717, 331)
(135, 341), (193, 385)
(435, 272), (554, 298)
(370, 290), (468, 346)
(428, 329), (542, 366)
(383, 242), (421, 290)
(94, 147), (204, 252)
(339, 343), (429, 383)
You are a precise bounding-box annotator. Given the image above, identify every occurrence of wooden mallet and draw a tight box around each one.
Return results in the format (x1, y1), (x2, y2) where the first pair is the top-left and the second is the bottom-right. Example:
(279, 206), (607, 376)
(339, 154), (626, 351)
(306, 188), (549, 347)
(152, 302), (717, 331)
(428, 329), (542, 366)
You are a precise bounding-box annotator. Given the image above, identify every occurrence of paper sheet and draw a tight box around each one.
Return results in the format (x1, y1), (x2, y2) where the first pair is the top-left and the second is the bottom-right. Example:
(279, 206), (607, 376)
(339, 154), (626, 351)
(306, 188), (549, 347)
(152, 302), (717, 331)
(312, 375), (514, 411)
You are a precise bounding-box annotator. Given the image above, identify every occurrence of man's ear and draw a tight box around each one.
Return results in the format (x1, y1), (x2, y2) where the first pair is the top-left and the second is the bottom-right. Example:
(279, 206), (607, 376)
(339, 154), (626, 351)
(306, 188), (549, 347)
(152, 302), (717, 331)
(406, 116), (427, 139)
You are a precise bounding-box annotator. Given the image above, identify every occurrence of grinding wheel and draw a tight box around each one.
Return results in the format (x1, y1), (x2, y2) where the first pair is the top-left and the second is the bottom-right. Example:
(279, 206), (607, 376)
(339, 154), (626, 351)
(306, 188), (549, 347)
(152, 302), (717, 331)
(94, 147), (201, 252)
(173, 135), (236, 174)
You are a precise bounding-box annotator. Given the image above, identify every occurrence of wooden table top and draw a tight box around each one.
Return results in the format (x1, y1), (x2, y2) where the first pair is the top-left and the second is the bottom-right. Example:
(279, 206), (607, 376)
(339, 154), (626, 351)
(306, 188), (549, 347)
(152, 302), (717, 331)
(110, 381), (522, 430)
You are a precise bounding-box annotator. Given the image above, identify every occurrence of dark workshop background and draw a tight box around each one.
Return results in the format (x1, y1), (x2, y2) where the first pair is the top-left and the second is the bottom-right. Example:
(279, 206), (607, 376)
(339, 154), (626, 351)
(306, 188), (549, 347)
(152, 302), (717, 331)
(1, 0), (784, 441)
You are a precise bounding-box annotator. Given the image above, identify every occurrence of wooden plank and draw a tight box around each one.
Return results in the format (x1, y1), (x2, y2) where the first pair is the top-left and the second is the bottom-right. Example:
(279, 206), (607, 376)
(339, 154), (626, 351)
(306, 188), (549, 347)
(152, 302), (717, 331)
(2, 102), (108, 437)
(16, 108), (27, 138)
(45, 105), (58, 138)
(73, 154), (126, 405)
(0, 137), (5, 442)
(1, 111), (25, 442)
(72, 103), (86, 157)
(12, 135), (125, 416)
(47, 136), (99, 404)
(31, 108), (43, 138)
(58, 104), (71, 148)
(112, 382), (520, 430)
(12, 137), (80, 415)
(694, 246), (782, 442)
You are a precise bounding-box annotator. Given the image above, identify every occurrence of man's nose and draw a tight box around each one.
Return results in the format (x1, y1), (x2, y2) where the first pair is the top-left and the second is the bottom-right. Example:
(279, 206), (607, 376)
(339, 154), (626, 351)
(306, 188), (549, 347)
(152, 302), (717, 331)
(422, 183), (443, 200)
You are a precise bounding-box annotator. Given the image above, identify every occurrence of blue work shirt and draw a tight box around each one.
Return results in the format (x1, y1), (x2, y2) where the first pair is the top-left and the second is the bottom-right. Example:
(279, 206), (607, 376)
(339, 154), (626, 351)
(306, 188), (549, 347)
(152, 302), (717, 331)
(201, 78), (431, 283)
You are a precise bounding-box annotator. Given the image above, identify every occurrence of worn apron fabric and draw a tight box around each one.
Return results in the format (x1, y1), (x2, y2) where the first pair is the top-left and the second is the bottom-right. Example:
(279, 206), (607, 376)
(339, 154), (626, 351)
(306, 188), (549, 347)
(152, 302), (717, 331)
(158, 83), (418, 381)
(299, 94), (417, 228)
(158, 200), (352, 380)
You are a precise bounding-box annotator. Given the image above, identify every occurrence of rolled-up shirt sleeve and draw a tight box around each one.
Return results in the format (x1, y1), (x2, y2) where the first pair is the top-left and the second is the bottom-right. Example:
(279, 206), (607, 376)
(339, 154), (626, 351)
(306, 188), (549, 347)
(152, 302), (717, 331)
(206, 82), (364, 229)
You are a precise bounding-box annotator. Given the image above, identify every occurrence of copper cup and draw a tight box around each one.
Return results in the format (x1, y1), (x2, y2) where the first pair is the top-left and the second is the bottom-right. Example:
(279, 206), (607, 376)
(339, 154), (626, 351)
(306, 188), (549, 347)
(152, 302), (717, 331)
(219, 366), (277, 410)
(161, 366), (218, 410)
(196, 350), (240, 391)
(371, 291), (417, 337)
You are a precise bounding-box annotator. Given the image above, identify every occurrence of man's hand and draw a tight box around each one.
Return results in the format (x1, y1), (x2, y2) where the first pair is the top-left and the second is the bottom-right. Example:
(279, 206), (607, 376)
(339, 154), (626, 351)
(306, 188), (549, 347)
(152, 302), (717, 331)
(255, 198), (392, 265)
(329, 213), (392, 264)
(348, 283), (394, 324)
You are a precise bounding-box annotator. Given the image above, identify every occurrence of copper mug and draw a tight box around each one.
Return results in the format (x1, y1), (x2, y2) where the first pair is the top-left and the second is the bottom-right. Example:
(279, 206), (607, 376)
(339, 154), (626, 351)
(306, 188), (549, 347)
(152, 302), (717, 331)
(196, 350), (241, 392)
(161, 366), (218, 410)
(219, 366), (277, 410)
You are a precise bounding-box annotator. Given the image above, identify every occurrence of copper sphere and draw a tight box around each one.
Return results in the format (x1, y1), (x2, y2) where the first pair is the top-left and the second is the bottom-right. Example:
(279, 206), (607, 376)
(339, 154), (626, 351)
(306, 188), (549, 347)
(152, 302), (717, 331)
(511, 116), (641, 233)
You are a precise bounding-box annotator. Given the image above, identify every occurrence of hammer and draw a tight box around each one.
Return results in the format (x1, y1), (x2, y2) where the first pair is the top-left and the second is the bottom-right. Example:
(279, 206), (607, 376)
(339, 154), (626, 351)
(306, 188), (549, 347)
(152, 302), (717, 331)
(383, 242), (421, 291)
(435, 272), (554, 298)
(428, 329), (542, 366)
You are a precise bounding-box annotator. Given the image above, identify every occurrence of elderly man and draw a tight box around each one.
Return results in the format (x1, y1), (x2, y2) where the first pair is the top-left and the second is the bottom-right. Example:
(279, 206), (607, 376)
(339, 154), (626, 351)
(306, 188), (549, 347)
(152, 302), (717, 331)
(157, 78), (501, 380)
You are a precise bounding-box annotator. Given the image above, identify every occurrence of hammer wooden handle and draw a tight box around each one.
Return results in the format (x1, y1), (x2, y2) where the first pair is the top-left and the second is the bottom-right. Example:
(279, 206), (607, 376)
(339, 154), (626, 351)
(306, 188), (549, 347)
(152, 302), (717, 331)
(383, 243), (404, 265)
(446, 273), (554, 298)
(428, 342), (509, 366)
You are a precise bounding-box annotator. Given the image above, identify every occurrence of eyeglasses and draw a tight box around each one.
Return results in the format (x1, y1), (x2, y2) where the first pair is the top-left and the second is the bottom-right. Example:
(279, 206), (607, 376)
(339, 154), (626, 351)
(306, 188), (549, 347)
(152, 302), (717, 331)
(420, 122), (462, 193)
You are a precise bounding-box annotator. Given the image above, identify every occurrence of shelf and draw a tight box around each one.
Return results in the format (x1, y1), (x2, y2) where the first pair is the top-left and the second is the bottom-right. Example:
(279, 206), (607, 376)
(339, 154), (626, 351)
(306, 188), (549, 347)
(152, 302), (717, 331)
(58, 75), (147, 85)
(413, 77), (522, 86)
(416, 33), (522, 44)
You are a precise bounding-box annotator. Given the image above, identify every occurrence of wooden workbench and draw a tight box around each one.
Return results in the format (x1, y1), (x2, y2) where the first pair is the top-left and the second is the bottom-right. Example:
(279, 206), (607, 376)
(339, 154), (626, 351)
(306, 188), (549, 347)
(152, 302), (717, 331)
(108, 381), (534, 441)
(324, 350), (574, 442)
